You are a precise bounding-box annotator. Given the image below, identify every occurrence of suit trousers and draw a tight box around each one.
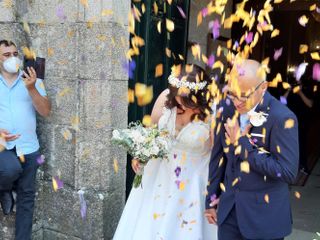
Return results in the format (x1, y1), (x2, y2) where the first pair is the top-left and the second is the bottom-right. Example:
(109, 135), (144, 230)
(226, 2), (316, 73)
(0, 148), (40, 240)
(218, 206), (284, 240)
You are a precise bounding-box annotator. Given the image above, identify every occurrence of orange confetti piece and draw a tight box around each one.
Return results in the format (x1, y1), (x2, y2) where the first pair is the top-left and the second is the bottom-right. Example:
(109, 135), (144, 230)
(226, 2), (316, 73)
(128, 89), (134, 103)
(71, 116), (80, 131)
(293, 85), (301, 94)
(284, 119), (295, 129)
(22, 47), (36, 60)
(19, 155), (25, 163)
(47, 48), (54, 57)
(80, 0), (89, 8)
(197, 12), (202, 26)
(155, 63), (163, 77)
(264, 194), (269, 203)
(294, 191), (301, 199)
(153, 2), (158, 15)
(299, 44), (309, 54)
(282, 82), (291, 90)
(2, 0), (13, 8)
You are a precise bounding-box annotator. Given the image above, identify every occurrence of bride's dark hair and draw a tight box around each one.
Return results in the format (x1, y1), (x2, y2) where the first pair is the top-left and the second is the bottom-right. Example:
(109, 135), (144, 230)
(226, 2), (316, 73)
(165, 64), (212, 121)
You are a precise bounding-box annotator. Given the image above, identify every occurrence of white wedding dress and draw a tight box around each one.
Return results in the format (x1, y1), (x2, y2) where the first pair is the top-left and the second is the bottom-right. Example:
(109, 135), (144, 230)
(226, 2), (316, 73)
(113, 107), (217, 240)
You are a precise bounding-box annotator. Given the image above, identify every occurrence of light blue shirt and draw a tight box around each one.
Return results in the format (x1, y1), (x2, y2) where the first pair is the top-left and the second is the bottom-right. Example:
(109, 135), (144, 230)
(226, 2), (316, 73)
(0, 72), (47, 155)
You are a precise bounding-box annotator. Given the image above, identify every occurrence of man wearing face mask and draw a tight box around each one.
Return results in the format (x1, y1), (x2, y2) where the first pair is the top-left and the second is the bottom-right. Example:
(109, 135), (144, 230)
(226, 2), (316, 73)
(0, 40), (51, 240)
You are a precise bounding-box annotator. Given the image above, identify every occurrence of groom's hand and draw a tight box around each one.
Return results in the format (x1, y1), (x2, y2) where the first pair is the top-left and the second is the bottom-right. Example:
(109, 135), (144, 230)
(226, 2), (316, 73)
(205, 208), (218, 225)
(204, 198), (219, 225)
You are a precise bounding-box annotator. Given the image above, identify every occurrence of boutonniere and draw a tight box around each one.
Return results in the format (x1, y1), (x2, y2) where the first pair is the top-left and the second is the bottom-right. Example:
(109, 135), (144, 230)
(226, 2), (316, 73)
(248, 111), (268, 127)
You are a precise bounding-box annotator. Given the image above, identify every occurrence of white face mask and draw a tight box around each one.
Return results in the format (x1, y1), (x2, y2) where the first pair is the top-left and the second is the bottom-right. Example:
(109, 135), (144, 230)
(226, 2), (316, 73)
(3, 57), (21, 73)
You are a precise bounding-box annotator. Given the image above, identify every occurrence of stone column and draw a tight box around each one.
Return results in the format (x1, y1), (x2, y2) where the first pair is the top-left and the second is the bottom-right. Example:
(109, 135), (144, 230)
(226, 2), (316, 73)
(0, 0), (130, 239)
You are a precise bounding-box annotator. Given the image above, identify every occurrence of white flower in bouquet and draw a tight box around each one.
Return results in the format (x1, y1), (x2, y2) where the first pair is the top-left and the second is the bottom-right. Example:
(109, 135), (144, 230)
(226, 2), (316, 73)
(111, 121), (170, 188)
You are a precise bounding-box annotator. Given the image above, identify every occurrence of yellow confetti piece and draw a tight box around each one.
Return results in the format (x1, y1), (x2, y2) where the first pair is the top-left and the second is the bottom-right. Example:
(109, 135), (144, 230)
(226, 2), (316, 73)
(101, 9), (113, 16)
(298, 15), (309, 26)
(310, 4), (317, 11)
(282, 82), (291, 90)
(179, 181), (185, 191)
(274, 0), (284, 3)
(294, 191), (301, 199)
(232, 178), (239, 187)
(240, 161), (250, 173)
(22, 47), (36, 60)
(276, 145), (281, 153)
(166, 19), (175, 32)
(218, 157), (224, 167)
(191, 44), (201, 60)
(80, 0), (89, 8)
(271, 29), (280, 38)
(299, 44), (309, 54)
(155, 63), (163, 77)
(284, 119), (295, 129)
(264, 194), (269, 203)
(167, 0), (172, 4)
(157, 21), (161, 34)
(212, 61), (224, 73)
(113, 159), (119, 173)
(71, 116), (80, 131)
(58, 87), (71, 97)
(223, 147), (229, 153)
(19, 155), (25, 163)
(52, 177), (58, 192)
(23, 21), (31, 35)
(142, 115), (152, 127)
(235, 145), (242, 155)
(311, 52), (320, 60)
(141, 4), (146, 13)
(220, 183), (226, 192)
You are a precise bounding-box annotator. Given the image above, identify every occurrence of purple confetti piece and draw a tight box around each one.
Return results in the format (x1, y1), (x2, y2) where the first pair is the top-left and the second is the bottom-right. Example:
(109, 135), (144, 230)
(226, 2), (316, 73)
(37, 155), (45, 165)
(226, 98), (231, 106)
(317, 7), (320, 14)
(207, 54), (215, 67)
(201, 8), (208, 17)
(175, 180), (181, 189)
(273, 47), (283, 61)
(211, 19), (221, 39)
(176, 6), (186, 19)
(234, 41), (239, 49)
(295, 62), (308, 81)
(78, 190), (87, 220)
(237, 65), (245, 76)
(277, 173), (282, 177)
(173, 153), (177, 159)
(312, 63), (320, 82)
(280, 96), (287, 105)
(56, 5), (67, 21)
(245, 32), (254, 44)
(122, 60), (136, 79)
(253, 138), (258, 143)
(210, 194), (217, 202)
(174, 166), (181, 177)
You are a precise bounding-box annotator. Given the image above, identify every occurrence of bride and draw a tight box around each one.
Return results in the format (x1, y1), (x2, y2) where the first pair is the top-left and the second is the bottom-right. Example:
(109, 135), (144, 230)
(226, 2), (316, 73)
(113, 64), (218, 240)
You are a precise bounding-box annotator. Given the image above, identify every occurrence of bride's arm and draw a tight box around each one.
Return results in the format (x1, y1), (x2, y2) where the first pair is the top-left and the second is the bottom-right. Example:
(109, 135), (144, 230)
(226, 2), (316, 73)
(151, 89), (169, 125)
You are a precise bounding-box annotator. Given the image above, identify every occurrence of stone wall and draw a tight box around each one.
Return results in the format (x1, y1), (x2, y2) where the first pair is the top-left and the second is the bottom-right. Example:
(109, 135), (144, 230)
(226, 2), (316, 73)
(0, 0), (130, 239)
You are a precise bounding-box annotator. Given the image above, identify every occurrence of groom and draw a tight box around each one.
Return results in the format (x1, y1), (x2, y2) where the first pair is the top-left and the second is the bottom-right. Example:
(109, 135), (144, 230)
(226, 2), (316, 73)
(205, 59), (299, 240)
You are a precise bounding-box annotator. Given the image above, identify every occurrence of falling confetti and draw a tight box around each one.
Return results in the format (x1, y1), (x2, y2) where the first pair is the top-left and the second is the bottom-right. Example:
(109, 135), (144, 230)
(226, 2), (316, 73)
(142, 115), (152, 127)
(295, 62), (308, 81)
(166, 19), (175, 32)
(313, 63), (320, 82)
(273, 48), (283, 61)
(284, 119), (295, 129)
(37, 155), (45, 165)
(78, 190), (87, 220)
(113, 159), (119, 173)
(294, 191), (301, 199)
(220, 183), (226, 192)
(264, 194), (270, 203)
(155, 63), (163, 77)
(52, 176), (64, 192)
(80, 0), (89, 8)
(177, 6), (186, 19)
(299, 44), (308, 54)
(271, 29), (280, 38)
(240, 161), (250, 173)
(298, 15), (309, 27)
(175, 167), (182, 177)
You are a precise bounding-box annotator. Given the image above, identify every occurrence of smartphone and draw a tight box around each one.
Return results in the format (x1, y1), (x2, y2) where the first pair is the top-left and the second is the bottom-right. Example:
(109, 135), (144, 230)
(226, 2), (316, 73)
(23, 57), (46, 80)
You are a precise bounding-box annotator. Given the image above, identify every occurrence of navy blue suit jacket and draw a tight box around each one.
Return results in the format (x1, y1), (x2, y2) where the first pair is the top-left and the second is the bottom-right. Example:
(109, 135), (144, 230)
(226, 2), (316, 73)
(206, 92), (299, 239)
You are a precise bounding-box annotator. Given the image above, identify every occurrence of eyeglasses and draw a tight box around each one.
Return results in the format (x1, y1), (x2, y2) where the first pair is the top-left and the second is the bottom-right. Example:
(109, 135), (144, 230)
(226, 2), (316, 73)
(226, 81), (265, 102)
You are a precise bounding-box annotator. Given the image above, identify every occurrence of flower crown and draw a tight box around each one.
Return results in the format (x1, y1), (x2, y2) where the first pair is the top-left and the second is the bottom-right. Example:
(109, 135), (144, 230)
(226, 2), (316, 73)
(168, 74), (207, 90)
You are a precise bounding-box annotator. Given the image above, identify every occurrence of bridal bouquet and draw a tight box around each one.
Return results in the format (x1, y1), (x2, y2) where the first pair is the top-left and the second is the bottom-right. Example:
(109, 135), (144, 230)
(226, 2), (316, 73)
(112, 122), (170, 188)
